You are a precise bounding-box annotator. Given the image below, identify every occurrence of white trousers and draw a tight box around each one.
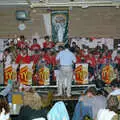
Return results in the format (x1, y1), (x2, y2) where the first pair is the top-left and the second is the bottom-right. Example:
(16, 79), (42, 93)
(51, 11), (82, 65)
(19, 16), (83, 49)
(58, 66), (73, 96)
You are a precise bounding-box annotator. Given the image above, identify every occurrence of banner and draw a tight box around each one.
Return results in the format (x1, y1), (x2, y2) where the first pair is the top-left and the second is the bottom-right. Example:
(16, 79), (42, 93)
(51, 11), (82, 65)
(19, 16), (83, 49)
(75, 64), (88, 84)
(71, 37), (113, 49)
(102, 64), (114, 84)
(19, 63), (33, 85)
(43, 14), (51, 36)
(4, 64), (18, 85)
(38, 66), (50, 85)
(51, 11), (69, 43)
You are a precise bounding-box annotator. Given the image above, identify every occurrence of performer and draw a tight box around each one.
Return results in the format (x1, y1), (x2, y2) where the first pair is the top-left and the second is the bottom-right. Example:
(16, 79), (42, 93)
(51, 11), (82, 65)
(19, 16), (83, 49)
(16, 49), (31, 64)
(43, 36), (55, 49)
(17, 35), (28, 49)
(56, 44), (76, 97)
(3, 48), (12, 66)
(30, 38), (41, 51)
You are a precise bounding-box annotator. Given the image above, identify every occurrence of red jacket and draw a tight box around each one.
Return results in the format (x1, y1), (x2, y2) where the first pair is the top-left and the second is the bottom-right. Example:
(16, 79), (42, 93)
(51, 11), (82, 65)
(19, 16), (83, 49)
(30, 44), (41, 51)
(43, 41), (55, 48)
(16, 54), (31, 64)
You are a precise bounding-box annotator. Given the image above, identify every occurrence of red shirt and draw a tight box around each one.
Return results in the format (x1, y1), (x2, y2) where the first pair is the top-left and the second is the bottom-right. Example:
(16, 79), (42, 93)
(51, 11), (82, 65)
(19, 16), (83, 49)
(107, 52), (112, 60)
(114, 56), (120, 65)
(31, 54), (41, 64)
(80, 50), (85, 58)
(16, 54), (31, 64)
(43, 54), (51, 64)
(86, 56), (96, 67)
(76, 55), (81, 64)
(17, 41), (28, 49)
(30, 44), (41, 51)
(43, 41), (55, 49)
(50, 55), (57, 66)
(100, 56), (107, 64)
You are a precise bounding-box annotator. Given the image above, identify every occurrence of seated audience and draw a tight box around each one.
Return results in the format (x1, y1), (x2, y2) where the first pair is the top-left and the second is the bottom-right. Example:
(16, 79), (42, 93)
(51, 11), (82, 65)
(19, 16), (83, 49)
(109, 79), (120, 97)
(96, 95), (119, 120)
(0, 95), (10, 120)
(47, 101), (70, 120)
(108, 79), (120, 109)
(72, 87), (107, 120)
(17, 88), (53, 120)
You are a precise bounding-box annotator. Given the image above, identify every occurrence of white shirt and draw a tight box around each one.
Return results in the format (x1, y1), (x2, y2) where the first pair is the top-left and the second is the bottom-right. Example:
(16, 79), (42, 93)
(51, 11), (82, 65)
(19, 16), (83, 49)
(107, 89), (120, 104)
(0, 52), (3, 61)
(4, 55), (12, 67)
(32, 118), (45, 120)
(56, 49), (76, 66)
(109, 89), (120, 96)
(96, 109), (116, 120)
(112, 50), (117, 61)
(0, 108), (10, 120)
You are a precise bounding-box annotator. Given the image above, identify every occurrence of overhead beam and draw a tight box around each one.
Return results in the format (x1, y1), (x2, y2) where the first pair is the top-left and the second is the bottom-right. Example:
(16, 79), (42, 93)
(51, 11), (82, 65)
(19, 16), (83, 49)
(30, 1), (120, 8)
(26, 0), (31, 5)
(0, 2), (29, 6)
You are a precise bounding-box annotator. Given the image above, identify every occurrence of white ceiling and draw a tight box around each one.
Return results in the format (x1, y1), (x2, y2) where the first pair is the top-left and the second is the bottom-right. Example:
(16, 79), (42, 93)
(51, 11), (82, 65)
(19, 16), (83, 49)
(0, 0), (120, 6)
(0, 0), (28, 5)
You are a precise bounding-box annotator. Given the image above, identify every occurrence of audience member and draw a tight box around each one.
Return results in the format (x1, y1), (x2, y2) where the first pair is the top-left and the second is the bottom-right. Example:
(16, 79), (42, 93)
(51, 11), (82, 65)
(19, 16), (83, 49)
(0, 95), (10, 120)
(109, 79), (120, 97)
(47, 101), (70, 120)
(108, 79), (120, 109)
(72, 87), (107, 120)
(96, 95), (119, 120)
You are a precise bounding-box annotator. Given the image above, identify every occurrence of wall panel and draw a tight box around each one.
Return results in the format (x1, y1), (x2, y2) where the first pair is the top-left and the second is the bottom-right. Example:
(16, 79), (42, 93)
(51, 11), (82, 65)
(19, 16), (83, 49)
(0, 6), (120, 39)
(69, 7), (120, 38)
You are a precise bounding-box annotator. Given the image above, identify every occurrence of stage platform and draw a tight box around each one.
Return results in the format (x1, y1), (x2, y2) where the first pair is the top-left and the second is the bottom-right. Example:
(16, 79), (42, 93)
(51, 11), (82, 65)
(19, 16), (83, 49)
(0, 84), (96, 96)
(33, 84), (96, 96)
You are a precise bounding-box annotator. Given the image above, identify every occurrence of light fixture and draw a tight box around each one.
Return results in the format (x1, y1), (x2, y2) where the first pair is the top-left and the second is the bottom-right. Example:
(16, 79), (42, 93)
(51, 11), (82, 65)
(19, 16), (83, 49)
(18, 23), (26, 31)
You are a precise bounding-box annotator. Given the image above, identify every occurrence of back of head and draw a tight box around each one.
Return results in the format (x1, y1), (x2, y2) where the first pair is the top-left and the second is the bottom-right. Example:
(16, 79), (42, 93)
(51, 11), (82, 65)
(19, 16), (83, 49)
(111, 79), (120, 88)
(20, 35), (25, 40)
(0, 95), (9, 114)
(107, 95), (119, 113)
(4, 48), (10, 54)
(44, 35), (49, 41)
(58, 45), (64, 50)
(85, 87), (97, 96)
(64, 44), (70, 49)
(33, 38), (37, 43)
